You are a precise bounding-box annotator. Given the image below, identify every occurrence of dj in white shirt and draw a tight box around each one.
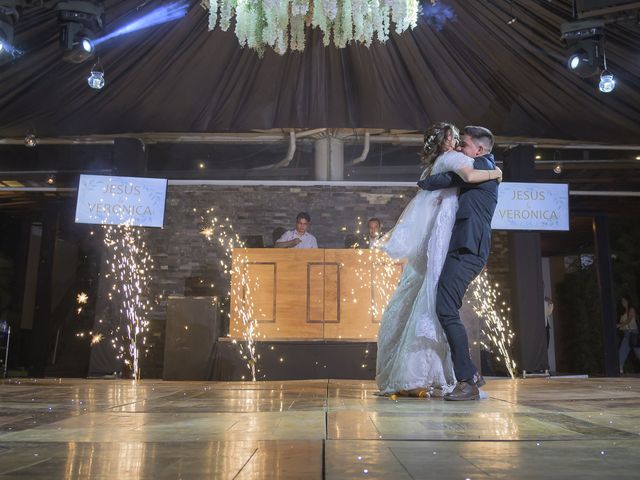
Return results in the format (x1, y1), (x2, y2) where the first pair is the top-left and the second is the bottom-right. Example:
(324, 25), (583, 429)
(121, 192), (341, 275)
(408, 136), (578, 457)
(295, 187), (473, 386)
(275, 212), (318, 249)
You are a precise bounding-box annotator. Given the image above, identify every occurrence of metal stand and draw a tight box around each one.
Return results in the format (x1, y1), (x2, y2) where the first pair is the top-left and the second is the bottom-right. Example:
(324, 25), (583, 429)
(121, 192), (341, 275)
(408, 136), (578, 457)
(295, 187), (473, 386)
(1, 326), (10, 378)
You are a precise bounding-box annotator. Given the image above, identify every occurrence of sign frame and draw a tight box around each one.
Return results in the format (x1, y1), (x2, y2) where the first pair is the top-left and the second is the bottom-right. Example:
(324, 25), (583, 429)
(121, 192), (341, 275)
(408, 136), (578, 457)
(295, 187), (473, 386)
(491, 182), (570, 232)
(75, 174), (168, 228)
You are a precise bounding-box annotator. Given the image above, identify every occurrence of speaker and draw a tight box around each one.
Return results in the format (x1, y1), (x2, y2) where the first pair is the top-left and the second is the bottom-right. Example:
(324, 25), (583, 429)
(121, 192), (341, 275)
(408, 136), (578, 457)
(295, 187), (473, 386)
(163, 296), (220, 380)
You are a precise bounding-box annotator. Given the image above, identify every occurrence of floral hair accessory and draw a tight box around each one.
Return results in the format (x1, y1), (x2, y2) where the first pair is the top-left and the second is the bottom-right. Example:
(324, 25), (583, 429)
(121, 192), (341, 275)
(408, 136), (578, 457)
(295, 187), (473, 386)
(424, 134), (437, 147)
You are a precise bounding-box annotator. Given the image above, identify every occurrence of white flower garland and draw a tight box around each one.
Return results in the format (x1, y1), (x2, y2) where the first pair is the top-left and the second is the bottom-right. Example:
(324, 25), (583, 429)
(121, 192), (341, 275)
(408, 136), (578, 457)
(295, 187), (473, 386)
(202, 0), (421, 55)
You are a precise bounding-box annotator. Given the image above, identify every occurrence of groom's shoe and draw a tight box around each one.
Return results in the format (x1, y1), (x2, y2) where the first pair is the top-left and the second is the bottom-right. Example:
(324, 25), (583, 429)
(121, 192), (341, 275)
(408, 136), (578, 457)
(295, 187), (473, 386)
(444, 381), (479, 401)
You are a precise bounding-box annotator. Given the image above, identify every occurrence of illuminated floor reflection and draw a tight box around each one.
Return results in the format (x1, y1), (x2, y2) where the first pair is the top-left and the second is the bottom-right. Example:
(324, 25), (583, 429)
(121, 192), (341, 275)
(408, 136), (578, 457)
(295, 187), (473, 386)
(1, 377), (639, 478)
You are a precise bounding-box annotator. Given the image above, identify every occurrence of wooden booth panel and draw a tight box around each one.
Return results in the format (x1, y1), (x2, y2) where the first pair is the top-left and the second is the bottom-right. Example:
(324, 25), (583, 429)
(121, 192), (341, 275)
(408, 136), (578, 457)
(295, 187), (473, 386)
(230, 249), (324, 339)
(323, 249), (373, 340)
(230, 249), (403, 341)
(247, 263), (275, 322)
(307, 263), (339, 324)
(307, 263), (325, 323)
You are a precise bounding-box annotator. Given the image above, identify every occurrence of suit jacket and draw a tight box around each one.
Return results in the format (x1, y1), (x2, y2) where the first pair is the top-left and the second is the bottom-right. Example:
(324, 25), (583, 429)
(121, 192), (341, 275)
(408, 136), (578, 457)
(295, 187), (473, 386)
(417, 154), (498, 262)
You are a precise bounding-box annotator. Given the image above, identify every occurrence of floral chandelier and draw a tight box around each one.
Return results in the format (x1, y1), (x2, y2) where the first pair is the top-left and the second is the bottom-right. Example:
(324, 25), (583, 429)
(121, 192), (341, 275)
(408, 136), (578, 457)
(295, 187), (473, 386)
(201, 0), (426, 55)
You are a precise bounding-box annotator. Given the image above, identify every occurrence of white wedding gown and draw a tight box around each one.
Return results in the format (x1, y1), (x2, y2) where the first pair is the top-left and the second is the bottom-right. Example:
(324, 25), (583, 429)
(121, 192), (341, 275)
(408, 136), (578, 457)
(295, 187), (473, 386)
(375, 150), (474, 396)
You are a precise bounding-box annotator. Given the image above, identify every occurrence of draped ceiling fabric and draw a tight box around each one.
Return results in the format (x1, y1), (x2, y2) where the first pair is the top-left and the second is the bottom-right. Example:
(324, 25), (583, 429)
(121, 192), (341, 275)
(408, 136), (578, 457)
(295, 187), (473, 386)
(0, 0), (639, 142)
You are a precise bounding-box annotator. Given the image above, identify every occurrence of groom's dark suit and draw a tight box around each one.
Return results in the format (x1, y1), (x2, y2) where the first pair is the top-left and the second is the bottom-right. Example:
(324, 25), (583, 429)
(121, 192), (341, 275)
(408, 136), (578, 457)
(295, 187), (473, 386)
(417, 154), (499, 381)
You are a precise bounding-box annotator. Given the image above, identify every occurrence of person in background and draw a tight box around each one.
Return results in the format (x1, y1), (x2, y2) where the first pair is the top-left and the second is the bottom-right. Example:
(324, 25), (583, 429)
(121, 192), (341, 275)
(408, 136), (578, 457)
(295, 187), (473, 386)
(365, 218), (382, 248)
(617, 295), (639, 374)
(544, 296), (554, 347)
(275, 212), (318, 248)
(346, 217), (383, 248)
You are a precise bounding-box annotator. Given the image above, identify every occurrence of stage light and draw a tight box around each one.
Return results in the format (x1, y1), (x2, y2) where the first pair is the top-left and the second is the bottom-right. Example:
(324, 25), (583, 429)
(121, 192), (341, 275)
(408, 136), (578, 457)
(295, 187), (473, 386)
(567, 50), (586, 71)
(535, 154), (542, 160)
(0, 20), (22, 62)
(565, 43), (601, 77)
(0, 2), (17, 60)
(561, 20), (604, 78)
(81, 36), (94, 53)
(46, 174), (55, 185)
(24, 133), (37, 148)
(0, 31), (8, 53)
(599, 70), (616, 93)
(635, 155), (640, 161)
(87, 60), (104, 89)
(55, 1), (104, 63)
(553, 164), (562, 174)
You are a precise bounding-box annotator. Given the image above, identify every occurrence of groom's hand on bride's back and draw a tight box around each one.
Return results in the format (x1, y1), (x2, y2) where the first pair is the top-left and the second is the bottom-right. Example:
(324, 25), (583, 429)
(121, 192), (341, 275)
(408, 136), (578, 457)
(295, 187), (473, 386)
(495, 167), (503, 183)
(417, 179), (430, 190)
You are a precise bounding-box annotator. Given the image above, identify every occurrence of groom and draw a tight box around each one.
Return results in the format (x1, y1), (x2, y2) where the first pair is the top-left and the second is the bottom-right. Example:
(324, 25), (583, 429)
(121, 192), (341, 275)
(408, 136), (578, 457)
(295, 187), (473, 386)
(417, 125), (499, 401)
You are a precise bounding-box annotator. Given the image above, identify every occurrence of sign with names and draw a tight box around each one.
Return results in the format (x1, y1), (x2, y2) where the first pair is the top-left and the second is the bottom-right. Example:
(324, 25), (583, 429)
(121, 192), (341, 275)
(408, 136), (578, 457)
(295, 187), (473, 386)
(75, 174), (167, 228)
(492, 182), (569, 231)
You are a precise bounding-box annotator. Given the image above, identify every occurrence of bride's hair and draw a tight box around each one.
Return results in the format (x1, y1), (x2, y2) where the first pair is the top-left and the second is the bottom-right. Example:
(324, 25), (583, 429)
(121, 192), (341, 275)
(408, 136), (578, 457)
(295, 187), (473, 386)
(420, 122), (460, 167)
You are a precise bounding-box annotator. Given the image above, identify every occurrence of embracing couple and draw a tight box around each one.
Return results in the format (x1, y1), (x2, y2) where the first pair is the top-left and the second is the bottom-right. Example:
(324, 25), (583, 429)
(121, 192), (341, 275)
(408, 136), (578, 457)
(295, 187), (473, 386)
(376, 123), (501, 401)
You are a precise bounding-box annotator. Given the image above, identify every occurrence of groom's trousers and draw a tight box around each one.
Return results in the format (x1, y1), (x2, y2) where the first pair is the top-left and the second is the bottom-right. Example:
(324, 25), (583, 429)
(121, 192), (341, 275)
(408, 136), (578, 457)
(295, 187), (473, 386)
(436, 249), (486, 382)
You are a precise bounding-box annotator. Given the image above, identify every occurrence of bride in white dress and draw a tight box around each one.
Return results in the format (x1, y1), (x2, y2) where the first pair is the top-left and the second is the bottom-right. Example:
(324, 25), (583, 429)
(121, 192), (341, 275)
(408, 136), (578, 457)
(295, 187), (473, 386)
(376, 122), (500, 397)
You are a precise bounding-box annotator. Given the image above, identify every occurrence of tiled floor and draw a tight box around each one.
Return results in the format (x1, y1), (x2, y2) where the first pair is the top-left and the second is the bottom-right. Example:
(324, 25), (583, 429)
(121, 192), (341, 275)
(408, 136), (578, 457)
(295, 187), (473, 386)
(1, 377), (639, 478)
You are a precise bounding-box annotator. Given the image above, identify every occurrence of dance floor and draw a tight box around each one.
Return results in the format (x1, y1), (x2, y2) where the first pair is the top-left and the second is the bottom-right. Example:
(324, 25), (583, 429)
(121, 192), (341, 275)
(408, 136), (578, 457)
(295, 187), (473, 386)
(1, 377), (640, 478)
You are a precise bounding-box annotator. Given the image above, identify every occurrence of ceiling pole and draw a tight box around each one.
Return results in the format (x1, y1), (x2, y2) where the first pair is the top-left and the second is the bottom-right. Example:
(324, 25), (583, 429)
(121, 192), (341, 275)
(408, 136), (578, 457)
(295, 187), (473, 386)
(314, 132), (344, 181)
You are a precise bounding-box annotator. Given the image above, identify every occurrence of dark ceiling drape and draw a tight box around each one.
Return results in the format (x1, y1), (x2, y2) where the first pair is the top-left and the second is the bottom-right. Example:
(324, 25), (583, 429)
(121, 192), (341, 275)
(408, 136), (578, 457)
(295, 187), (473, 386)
(0, 0), (638, 141)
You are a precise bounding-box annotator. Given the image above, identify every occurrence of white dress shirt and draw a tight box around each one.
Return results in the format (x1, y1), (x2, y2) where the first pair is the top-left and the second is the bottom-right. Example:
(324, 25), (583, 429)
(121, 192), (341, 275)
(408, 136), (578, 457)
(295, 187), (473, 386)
(277, 229), (318, 248)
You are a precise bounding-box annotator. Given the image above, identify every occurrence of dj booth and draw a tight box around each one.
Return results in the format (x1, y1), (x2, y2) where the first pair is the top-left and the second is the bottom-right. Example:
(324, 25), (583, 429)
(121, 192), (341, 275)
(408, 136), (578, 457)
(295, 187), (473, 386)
(228, 248), (403, 341)
(163, 248), (403, 380)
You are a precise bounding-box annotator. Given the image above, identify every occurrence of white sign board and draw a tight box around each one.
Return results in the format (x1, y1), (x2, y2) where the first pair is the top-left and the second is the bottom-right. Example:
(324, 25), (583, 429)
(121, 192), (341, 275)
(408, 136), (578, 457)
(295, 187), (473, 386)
(75, 174), (167, 228)
(492, 182), (569, 231)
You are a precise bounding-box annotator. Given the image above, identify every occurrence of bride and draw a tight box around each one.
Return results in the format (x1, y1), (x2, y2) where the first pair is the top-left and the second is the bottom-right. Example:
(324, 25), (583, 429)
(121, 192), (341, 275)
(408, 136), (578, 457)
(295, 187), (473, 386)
(376, 122), (501, 397)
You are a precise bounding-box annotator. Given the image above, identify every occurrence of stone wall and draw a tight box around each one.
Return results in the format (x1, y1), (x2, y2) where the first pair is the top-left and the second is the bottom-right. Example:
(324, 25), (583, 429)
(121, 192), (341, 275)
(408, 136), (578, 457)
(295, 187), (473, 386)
(96, 184), (511, 378)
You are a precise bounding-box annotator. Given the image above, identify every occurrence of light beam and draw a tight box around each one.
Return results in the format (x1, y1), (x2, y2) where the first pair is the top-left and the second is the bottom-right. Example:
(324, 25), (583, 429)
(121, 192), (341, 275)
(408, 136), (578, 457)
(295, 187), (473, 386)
(94, 1), (189, 46)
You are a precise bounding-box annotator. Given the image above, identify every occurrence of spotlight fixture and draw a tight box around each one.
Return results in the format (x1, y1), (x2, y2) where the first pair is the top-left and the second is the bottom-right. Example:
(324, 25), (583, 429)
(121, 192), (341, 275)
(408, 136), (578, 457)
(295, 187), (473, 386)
(0, 21), (12, 54)
(565, 44), (600, 77)
(46, 174), (55, 185)
(635, 155), (640, 161)
(24, 133), (37, 147)
(507, 17), (517, 25)
(535, 154), (542, 160)
(0, 1), (18, 60)
(55, 1), (104, 63)
(87, 59), (104, 89)
(553, 164), (562, 174)
(561, 20), (604, 78)
(199, 162), (205, 169)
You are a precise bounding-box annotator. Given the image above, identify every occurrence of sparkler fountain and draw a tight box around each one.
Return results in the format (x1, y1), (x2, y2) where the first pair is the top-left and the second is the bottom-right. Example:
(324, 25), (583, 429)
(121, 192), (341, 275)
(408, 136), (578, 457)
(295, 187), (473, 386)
(100, 223), (155, 380)
(468, 271), (517, 378)
(199, 209), (259, 381)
